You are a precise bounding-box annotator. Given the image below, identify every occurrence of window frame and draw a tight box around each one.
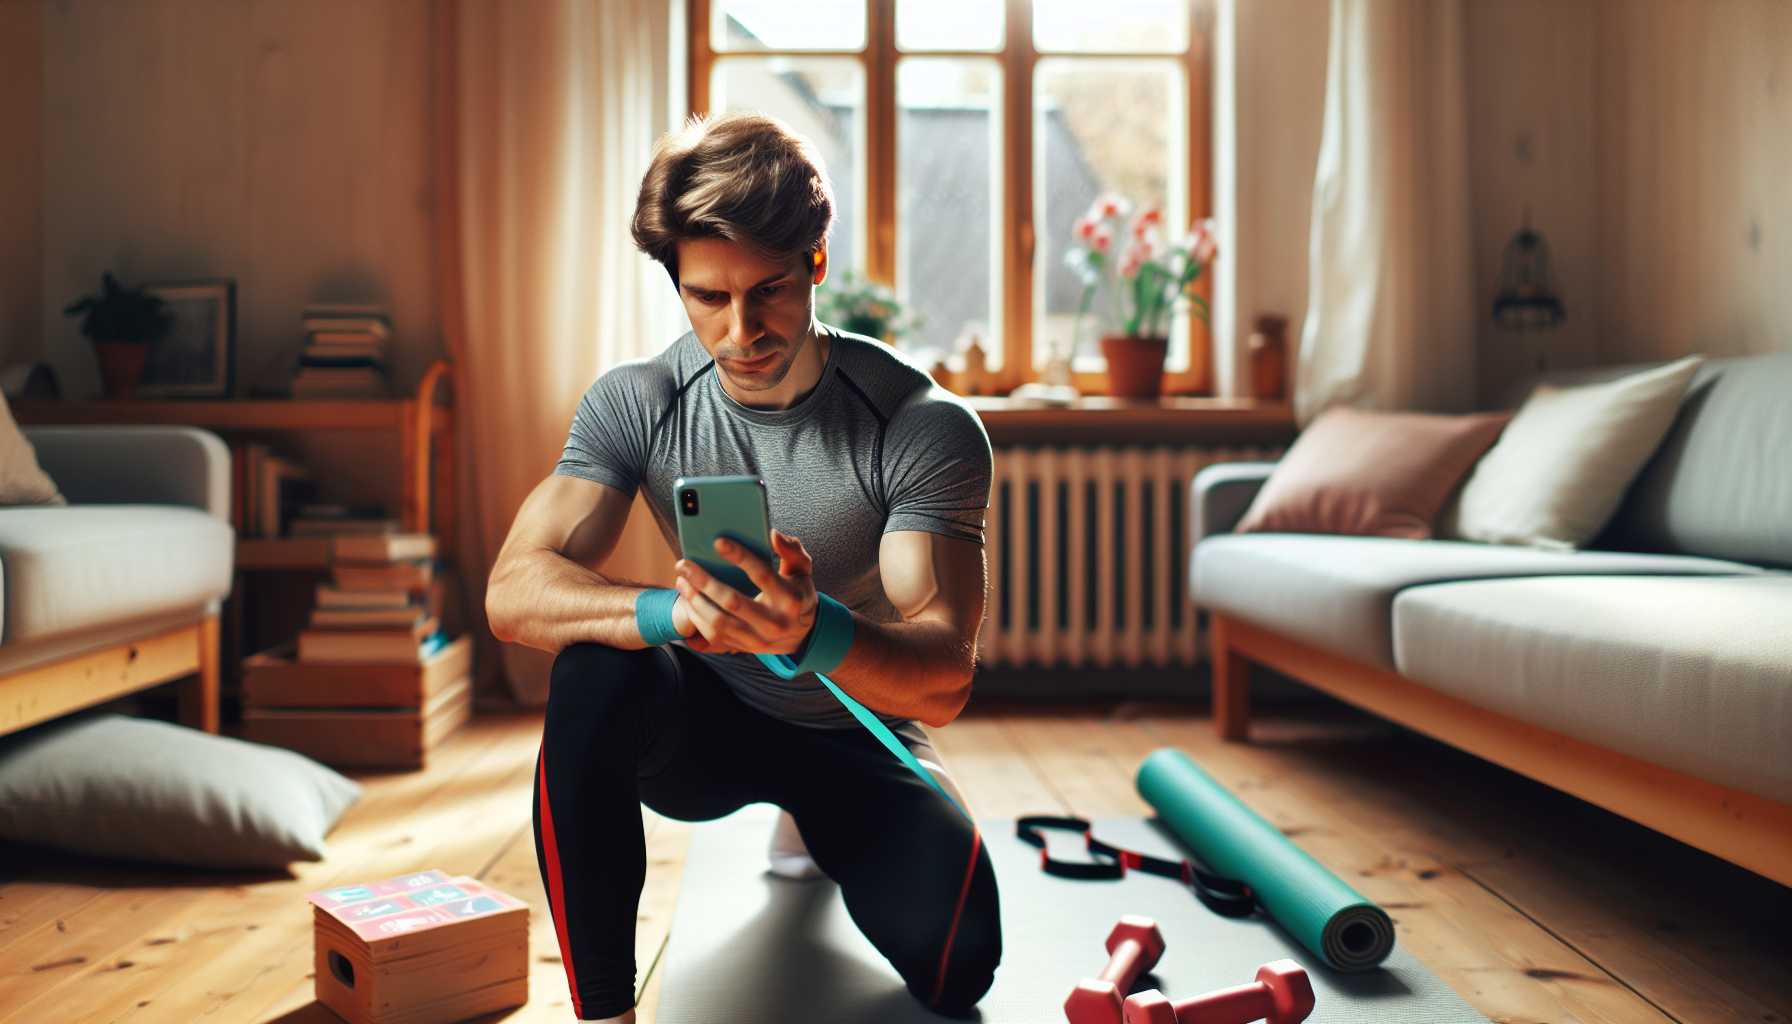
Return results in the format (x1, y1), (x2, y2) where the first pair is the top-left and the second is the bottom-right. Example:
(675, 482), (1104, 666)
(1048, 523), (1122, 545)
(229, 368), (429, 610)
(688, 0), (1215, 396)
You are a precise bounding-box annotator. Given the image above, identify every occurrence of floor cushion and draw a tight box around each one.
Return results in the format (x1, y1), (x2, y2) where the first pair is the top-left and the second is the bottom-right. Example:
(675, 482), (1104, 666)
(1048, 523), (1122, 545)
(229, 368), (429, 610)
(0, 713), (362, 869)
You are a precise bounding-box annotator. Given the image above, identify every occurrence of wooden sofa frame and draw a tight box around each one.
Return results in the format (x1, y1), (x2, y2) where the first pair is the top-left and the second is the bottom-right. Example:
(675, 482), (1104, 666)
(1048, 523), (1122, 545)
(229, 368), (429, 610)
(0, 613), (221, 738)
(1209, 612), (1792, 888)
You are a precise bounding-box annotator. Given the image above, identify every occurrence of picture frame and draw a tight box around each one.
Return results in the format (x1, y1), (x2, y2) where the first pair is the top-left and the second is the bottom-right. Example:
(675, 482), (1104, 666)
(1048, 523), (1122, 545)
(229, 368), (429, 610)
(140, 280), (235, 398)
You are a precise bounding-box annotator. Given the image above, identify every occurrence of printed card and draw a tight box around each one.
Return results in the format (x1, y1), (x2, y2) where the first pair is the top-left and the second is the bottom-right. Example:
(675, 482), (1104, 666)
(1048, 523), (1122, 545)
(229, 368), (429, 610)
(306, 869), (451, 914)
(347, 907), (460, 941)
(308, 870), (526, 937)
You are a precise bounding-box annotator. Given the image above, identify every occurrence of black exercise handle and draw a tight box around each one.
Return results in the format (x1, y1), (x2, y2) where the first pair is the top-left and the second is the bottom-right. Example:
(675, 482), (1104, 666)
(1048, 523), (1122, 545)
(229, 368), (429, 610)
(1014, 815), (1259, 918)
(1015, 816), (1124, 879)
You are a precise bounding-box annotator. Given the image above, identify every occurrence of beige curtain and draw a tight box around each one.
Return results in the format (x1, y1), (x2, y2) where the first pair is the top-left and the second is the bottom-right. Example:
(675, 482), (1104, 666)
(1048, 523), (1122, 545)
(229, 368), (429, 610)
(1297, 0), (1476, 423)
(435, 0), (687, 706)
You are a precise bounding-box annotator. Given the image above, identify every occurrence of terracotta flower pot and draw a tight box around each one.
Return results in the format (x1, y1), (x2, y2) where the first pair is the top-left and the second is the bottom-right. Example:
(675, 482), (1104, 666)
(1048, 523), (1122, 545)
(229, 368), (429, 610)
(93, 339), (150, 399)
(1100, 334), (1168, 398)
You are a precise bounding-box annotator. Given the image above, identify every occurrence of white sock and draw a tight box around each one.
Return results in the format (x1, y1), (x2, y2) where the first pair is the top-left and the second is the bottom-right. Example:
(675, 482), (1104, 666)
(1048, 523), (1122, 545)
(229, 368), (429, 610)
(766, 808), (827, 880)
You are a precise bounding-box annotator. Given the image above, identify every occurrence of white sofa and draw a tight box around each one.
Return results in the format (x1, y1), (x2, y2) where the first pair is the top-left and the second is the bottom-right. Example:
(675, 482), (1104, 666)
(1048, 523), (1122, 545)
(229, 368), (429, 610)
(1, 426), (235, 735)
(1189, 354), (1792, 886)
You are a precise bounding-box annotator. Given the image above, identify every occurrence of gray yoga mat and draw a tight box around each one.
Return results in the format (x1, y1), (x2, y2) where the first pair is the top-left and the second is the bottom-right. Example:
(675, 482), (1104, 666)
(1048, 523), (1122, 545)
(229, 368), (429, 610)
(655, 806), (1486, 1022)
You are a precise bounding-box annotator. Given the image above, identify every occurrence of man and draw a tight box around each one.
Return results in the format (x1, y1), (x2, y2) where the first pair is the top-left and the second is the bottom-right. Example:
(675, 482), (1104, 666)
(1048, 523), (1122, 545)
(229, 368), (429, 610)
(485, 112), (1001, 1023)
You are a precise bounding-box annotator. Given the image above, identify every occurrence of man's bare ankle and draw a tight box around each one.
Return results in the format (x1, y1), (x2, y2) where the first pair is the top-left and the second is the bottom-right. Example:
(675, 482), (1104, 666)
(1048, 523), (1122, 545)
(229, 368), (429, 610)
(594, 1011), (636, 1024)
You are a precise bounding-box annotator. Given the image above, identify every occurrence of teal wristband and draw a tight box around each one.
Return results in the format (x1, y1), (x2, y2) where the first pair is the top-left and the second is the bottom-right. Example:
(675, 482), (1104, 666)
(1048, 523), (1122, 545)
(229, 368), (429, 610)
(758, 592), (854, 680)
(792, 592), (855, 675)
(635, 588), (681, 646)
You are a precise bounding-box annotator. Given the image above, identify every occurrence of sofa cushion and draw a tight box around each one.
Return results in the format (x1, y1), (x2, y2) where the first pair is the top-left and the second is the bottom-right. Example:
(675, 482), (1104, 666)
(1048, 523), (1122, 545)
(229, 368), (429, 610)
(0, 393), (64, 507)
(1392, 574), (1792, 804)
(1450, 356), (1701, 550)
(1191, 534), (1760, 668)
(1235, 408), (1508, 539)
(1599, 354), (1792, 569)
(0, 505), (234, 645)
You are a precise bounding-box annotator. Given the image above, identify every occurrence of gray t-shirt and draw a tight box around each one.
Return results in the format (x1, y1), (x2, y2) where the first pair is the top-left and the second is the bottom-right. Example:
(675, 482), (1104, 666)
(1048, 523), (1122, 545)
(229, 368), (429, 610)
(554, 324), (993, 735)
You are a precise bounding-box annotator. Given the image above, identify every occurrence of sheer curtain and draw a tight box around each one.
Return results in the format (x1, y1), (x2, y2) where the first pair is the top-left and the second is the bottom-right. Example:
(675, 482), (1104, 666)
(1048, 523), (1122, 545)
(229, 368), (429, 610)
(435, 0), (687, 705)
(1297, 0), (1476, 423)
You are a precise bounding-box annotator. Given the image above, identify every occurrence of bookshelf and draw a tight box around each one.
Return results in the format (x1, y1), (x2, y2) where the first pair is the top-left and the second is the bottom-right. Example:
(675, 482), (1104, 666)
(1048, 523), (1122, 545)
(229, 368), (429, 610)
(16, 359), (459, 707)
(15, 359), (455, 546)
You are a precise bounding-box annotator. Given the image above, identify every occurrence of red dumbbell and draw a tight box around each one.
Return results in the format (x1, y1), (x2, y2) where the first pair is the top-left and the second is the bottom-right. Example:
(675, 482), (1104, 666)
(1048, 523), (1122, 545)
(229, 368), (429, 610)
(1064, 916), (1167, 1024)
(1122, 959), (1315, 1024)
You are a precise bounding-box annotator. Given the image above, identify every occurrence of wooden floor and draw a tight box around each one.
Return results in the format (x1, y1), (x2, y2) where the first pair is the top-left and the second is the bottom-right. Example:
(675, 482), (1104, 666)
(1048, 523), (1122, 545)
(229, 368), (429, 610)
(2, 698), (1788, 1023)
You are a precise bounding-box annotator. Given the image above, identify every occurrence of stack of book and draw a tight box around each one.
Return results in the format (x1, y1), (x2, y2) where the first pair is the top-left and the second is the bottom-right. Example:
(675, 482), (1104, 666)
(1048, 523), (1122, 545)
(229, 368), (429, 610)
(293, 304), (391, 398)
(308, 868), (528, 1024)
(302, 532), (440, 663)
(242, 532), (471, 769)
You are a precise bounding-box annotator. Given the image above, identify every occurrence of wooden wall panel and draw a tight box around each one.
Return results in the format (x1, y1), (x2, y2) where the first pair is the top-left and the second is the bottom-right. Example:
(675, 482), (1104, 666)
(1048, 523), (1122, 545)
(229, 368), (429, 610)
(1593, 0), (1792, 367)
(1466, 0), (1792, 404)
(39, 0), (440, 399)
(1465, 0), (1601, 404)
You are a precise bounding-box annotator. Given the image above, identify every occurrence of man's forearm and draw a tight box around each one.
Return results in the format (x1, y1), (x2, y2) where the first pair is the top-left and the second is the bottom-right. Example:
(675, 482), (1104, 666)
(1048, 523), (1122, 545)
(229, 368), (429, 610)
(828, 615), (976, 729)
(486, 547), (660, 654)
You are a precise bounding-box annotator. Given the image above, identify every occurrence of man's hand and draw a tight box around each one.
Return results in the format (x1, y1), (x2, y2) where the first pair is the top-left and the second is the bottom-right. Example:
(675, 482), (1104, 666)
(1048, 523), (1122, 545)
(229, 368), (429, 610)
(672, 529), (819, 655)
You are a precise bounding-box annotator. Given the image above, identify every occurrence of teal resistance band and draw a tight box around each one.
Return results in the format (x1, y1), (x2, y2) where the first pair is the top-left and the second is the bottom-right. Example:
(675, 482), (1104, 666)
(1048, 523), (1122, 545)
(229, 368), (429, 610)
(757, 594), (967, 818)
(638, 588), (966, 819)
(759, 663), (966, 818)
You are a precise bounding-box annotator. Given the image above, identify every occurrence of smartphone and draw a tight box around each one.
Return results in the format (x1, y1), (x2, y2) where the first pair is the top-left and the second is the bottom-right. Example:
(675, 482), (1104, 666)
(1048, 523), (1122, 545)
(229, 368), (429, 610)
(673, 475), (777, 596)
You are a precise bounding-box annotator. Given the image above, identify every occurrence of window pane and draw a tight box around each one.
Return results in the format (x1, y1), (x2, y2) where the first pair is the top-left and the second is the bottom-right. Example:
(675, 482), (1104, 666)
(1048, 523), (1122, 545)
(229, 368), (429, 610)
(1034, 59), (1187, 370)
(1034, 0), (1187, 53)
(897, 0), (1004, 52)
(710, 58), (866, 276)
(713, 0), (865, 52)
(896, 58), (1003, 368)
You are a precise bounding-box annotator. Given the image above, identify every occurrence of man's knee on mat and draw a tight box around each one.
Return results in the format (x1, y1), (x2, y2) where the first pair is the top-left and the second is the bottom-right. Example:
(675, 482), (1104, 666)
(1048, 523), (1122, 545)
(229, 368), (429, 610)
(547, 642), (666, 721)
(884, 884), (1001, 1016)
(898, 921), (1000, 1017)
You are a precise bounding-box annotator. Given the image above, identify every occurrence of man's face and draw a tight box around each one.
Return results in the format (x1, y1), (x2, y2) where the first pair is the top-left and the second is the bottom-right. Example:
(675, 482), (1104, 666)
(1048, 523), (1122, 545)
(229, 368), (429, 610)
(675, 236), (821, 393)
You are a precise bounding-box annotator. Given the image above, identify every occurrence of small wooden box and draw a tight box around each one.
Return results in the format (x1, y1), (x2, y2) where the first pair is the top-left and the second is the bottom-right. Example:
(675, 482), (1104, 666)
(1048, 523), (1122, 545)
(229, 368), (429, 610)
(240, 634), (472, 769)
(243, 634), (472, 708)
(309, 870), (529, 1024)
(242, 673), (471, 769)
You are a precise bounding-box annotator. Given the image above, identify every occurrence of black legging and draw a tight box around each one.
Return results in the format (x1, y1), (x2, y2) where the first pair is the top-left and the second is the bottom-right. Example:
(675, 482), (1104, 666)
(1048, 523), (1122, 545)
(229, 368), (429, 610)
(532, 641), (1002, 1020)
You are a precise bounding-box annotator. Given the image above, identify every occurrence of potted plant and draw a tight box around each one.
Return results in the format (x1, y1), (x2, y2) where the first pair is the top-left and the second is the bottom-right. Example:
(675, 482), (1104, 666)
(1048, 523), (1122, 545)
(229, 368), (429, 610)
(63, 272), (174, 399)
(816, 269), (924, 345)
(1066, 195), (1218, 398)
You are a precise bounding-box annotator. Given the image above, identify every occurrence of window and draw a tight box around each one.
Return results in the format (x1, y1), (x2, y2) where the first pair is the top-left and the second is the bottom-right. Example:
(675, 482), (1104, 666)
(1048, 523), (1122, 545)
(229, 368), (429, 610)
(691, 0), (1213, 395)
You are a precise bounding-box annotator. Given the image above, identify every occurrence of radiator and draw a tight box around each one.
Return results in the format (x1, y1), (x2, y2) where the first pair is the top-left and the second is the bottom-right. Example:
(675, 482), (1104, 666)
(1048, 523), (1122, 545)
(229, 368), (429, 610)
(979, 445), (1282, 669)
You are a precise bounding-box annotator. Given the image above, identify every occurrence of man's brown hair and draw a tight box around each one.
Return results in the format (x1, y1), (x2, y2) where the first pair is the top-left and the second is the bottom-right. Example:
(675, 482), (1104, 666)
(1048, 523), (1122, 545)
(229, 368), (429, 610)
(632, 112), (836, 286)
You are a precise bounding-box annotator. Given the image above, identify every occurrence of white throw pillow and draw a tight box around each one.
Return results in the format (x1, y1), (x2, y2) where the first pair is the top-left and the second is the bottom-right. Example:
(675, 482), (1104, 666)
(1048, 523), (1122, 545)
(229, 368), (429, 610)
(1451, 356), (1703, 549)
(0, 392), (64, 506)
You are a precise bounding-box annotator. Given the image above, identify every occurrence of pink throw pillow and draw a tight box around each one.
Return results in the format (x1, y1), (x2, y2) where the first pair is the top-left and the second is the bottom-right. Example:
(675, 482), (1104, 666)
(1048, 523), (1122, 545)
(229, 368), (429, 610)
(1236, 407), (1510, 539)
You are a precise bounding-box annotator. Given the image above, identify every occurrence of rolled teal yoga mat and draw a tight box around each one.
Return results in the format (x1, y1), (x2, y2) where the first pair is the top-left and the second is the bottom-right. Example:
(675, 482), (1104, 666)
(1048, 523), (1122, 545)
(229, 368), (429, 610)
(1137, 748), (1396, 972)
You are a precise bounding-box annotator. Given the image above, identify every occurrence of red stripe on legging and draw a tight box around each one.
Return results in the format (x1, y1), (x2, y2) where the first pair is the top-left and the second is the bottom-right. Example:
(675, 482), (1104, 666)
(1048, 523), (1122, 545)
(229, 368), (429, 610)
(928, 825), (983, 1008)
(538, 742), (585, 1020)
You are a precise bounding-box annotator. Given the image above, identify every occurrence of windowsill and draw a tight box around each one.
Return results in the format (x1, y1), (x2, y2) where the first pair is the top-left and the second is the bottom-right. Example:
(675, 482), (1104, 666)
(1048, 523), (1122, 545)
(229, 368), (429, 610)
(964, 395), (1296, 445)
